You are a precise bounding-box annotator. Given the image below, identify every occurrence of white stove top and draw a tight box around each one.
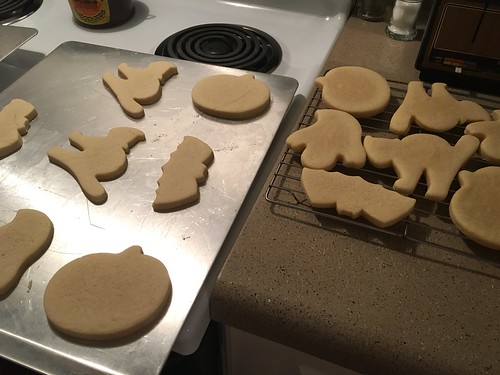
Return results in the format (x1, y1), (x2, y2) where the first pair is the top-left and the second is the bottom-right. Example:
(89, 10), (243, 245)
(7, 0), (351, 97)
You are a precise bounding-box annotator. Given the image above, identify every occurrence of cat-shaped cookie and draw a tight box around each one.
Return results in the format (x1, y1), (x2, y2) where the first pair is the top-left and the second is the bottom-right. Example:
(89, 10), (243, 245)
(364, 133), (479, 201)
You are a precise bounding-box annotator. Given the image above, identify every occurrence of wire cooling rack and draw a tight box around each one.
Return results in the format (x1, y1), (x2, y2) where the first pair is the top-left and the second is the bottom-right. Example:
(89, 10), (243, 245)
(266, 80), (500, 265)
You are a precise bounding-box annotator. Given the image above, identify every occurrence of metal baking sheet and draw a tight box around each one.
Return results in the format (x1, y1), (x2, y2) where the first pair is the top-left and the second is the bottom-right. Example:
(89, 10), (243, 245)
(0, 25), (37, 61)
(0, 41), (297, 374)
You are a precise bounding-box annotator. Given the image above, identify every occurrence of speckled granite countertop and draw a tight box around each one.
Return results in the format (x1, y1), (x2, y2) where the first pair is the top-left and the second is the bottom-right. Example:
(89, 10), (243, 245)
(210, 15), (500, 375)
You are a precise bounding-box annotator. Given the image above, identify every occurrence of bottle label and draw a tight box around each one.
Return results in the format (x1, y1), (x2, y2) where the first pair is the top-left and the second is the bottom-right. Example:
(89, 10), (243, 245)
(69, 0), (111, 26)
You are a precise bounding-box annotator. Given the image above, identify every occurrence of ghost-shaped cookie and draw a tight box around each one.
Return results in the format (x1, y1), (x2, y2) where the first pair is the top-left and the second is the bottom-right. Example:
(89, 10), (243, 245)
(286, 109), (366, 170)
(465, 109), (500, 165)
(0, 209), (54, 296)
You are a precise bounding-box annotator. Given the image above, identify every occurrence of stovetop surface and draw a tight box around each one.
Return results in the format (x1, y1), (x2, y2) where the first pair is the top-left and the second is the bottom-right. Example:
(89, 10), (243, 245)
(7, 0), (352, 97)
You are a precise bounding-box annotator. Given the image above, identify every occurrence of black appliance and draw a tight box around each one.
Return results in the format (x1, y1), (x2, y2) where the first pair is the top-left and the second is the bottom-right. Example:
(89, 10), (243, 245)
(416, 0), (500, 95)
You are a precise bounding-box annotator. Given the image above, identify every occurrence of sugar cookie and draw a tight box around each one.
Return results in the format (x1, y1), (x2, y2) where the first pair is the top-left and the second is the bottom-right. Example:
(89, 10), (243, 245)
(464, 109), (500, 165)
(449, 167), (500, 250)
(301, 168), (415, 228)
(191, 74), (270, 120)
(390, 81), (490, 135)
(44, 246), (171, 341)
(286, 109), (366, 170)
(153, 136), (214, 211)
(0, 209), (54, 296)
(0, 99), (37, 159)
(47, 127), (145, 205)
(103, 61), (178, 119)
(315, 66), (391, 118)
(364, 134), (479, 201)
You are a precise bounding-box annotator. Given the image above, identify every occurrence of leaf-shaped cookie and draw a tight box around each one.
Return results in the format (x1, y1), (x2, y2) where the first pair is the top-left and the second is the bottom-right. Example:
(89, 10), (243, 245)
(0, 99), (37, 159)
(0, 209), (54, 296)
(449, 167), (500, 250)
(301, 168), (415, 228)
(44, 246), (171, 341)
(465, 109), (500, 165)
(286, 109), (366, 170)
(390, 81), (490, 135)
(153, 136), (214, 211)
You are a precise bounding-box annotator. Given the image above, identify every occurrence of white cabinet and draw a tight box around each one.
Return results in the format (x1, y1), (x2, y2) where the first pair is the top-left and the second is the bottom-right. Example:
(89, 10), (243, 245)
(222, 326), (360, 375)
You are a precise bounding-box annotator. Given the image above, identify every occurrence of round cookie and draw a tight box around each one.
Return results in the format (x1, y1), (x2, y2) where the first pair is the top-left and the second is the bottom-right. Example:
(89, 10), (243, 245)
(315, 66), (390, 118)
(44, 246), (171, 341)
(191, 74), (270, 120)
(449, 167), (500, 250)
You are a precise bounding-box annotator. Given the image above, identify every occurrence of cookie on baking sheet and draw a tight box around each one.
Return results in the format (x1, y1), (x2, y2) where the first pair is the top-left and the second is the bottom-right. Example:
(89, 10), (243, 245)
(301, 168), (415, 228)
(465, 109), (500, 165)
(102, 61), (178, 119)
(0, 209), (54, 296)
(44, 246), (172, 341)
(390, 81), (490, 135)
(286, 109), (366, 170)
(0, 99), (38, 159)
(449, 167), (500, 250)
(47, 127), (146, 205)
(153, 136), (214, 211)
(191, 74), (270, 120)
(363, 133), (479, 201)
(315, 66), (391, 118)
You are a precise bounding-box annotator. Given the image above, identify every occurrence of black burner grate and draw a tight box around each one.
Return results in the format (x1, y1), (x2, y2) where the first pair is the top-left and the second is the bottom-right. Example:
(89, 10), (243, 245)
(0, 0), (42, 23)
(155, 23), (282, 73)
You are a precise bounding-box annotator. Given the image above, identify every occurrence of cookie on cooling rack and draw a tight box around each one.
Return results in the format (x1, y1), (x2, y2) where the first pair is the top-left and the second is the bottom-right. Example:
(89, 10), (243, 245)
(390, 81), (490, 135)
(301, 168), (415, 228)
(286, 109), (366, 170)
(449, 166), (500, 250)
(315, 66), (391, 118)
(465, 109), (500, 165)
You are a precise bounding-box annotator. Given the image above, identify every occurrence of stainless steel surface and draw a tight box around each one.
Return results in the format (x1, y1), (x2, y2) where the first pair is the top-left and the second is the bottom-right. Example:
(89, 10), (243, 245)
(267, 80), (500, 270)
(0, 41), (298, 374)
(0, 25), (37, 61)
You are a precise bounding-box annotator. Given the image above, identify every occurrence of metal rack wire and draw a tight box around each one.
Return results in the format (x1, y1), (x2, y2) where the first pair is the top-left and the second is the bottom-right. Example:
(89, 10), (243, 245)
(266, 80), (500, 266)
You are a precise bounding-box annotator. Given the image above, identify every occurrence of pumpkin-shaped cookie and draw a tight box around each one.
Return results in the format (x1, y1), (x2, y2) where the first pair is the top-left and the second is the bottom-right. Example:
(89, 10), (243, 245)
(449, 167), (500, 250)
(44, 246), (171, 341)
(315, 66), (390, 118)
(191, 74), (270, 120)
